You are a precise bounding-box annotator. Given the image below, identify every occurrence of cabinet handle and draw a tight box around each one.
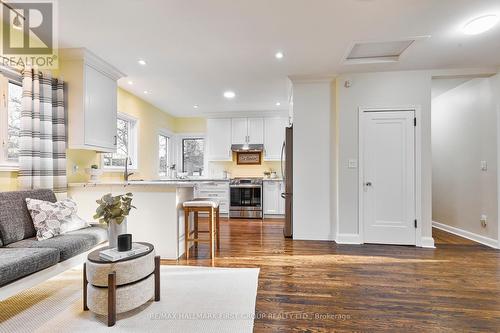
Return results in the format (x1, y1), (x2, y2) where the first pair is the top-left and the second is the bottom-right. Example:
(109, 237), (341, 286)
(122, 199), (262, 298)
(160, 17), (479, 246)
(114, 135), (117, 146)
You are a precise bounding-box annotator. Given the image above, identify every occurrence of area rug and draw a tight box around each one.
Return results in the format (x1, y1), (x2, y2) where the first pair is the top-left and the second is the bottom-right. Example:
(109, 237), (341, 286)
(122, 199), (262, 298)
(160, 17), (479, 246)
(0, 266), (259, 333)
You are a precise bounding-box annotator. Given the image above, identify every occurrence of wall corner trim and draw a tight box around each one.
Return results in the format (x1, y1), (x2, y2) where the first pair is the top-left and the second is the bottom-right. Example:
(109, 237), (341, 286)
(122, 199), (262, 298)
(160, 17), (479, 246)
(336, 233), (362, 244)
(420, 237), (435, 248)
(432, 221), (499, 249)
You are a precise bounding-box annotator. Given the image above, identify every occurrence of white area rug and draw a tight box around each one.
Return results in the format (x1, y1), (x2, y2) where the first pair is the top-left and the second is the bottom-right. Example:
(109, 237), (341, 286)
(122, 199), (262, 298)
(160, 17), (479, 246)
(0, 266), (259, 333)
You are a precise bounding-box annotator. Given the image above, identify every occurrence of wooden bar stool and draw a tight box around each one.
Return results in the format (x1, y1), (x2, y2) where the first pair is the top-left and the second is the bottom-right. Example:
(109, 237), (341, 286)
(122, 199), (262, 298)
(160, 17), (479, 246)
(183, 199), (220, 259)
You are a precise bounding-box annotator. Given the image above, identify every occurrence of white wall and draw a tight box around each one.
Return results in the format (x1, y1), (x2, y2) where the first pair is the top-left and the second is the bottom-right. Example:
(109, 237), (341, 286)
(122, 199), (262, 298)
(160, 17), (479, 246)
(336, 71), (433, 246)
(292, 80), (335, 240)
(432, 77), (498, 241)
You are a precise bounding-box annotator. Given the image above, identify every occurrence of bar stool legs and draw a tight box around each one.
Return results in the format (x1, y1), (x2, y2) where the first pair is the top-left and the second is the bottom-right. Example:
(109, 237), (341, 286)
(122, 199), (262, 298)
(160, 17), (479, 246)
(184, 205), (220, 259)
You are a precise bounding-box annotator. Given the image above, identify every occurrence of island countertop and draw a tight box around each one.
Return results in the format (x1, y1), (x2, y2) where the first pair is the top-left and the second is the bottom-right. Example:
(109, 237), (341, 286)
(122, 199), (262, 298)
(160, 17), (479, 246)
(68, 179), (230, 188)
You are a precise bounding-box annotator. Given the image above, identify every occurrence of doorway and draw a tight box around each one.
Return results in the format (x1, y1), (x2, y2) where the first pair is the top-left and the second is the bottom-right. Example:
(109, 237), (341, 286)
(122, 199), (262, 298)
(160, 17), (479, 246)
(358, 108), (420, 245)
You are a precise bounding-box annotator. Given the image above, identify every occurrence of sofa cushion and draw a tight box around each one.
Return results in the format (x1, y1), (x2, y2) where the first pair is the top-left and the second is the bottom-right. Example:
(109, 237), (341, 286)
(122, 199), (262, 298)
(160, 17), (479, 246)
(6, 226), (107, 262)
(0, 189), (57, 245)
(26, 198), (90, 241)
(0, 247), (60, 287)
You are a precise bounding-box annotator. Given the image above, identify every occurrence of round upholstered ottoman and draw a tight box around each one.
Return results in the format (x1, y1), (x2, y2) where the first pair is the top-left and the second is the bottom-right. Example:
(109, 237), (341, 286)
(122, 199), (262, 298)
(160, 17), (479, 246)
(83, 242), (160, 326)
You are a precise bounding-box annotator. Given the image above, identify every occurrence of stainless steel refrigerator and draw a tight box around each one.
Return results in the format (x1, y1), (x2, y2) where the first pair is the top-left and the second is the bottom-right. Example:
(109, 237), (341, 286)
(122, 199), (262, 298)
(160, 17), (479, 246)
(281, 125), (293, 238)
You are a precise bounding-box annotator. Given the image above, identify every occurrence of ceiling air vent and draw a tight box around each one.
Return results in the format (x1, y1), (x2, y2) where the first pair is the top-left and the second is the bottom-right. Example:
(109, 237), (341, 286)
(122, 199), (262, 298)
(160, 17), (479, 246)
(343, 39), (418, 65)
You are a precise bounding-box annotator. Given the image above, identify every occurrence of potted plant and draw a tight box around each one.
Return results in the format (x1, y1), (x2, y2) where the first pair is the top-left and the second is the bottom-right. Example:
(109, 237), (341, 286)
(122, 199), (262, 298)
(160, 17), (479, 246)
(94, 193), (136, 248)
(85, 164), (103, 182)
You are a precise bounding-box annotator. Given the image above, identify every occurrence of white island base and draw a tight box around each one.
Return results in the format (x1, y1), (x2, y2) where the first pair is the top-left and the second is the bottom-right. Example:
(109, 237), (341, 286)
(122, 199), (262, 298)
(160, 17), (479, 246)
(69, 182), (194, 259)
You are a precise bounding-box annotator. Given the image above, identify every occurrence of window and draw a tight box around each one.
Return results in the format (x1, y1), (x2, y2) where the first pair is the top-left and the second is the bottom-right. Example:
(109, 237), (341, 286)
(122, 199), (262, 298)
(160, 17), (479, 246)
(0, 80), (22, 167)
(103, 114), (138, 169)
(158, 133), (170, 177)
(182, 138), (204, 174)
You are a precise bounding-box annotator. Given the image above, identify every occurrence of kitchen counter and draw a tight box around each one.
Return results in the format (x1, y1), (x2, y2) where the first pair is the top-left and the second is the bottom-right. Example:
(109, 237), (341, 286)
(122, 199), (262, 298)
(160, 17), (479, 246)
(68, 179), (230, 187)
(263, 178), (283, 181)
(68, 181), (196, 259)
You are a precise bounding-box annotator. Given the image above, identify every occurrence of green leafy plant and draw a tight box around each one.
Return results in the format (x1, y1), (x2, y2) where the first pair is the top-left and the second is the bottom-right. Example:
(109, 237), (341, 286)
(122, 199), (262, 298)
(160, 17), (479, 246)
(91, 164), (99, 169)
(93, 193), (135, 225)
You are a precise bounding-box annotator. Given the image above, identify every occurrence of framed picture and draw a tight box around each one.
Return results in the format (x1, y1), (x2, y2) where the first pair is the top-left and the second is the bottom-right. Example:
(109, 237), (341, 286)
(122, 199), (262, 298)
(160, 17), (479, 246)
(236, 152), (261, 165)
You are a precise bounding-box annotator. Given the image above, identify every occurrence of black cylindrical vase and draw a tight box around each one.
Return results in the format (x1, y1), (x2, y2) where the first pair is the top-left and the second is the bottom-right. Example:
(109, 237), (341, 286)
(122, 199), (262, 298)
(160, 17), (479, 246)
(117, 234), (132, 251)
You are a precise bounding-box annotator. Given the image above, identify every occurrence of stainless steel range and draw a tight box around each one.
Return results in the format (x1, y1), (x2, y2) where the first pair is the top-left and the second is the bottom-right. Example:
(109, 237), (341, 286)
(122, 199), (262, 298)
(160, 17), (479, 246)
(229, 178), (263, 219)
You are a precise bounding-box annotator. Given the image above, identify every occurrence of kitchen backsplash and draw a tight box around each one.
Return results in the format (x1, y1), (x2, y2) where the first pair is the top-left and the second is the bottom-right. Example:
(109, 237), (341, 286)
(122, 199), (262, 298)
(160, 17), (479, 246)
(207, 155), (282, 179)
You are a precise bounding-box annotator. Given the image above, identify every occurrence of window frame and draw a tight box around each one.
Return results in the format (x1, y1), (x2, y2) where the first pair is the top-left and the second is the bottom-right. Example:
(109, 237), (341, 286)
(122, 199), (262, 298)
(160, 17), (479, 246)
(179, 134), (206, 175)
(102, 112), (139, 171)
(0, 70), (23, 171)
(157, 129), (174, 178)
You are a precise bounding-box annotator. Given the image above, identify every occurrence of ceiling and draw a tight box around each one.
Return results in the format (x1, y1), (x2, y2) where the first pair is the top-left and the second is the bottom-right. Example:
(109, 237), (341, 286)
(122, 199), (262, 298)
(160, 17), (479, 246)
(57, 0), (500, 117)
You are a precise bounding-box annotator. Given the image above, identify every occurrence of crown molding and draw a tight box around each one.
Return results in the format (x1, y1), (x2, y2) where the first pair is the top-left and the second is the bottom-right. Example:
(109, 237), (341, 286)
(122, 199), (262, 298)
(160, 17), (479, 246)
(59, 47), (126, 80)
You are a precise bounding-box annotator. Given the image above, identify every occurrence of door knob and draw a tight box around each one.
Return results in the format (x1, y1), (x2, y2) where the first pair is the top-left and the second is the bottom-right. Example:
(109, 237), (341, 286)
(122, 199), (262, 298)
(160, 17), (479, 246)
(365, 182), (372, 187)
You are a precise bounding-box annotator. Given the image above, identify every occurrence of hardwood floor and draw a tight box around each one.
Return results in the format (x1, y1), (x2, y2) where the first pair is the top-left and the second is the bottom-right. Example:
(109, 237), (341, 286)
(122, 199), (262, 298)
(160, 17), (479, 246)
(162, 218), (500, 332)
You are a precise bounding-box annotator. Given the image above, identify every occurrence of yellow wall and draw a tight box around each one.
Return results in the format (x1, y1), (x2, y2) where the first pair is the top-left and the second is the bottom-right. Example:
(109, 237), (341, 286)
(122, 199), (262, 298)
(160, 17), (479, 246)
(208, 154), (282, 179)
(174, 117), (206, 133)
(0, 172), (18, 191)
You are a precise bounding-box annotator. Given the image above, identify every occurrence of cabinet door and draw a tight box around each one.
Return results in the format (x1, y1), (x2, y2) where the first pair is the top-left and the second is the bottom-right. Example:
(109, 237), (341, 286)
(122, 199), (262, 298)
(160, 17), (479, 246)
(263, 181), (280, 215)
(247, 117), (264, 144)
(207, 119), (232, 161)
(231, 118), (248, 144)
(278, 181), (285, 214)
(264, 117), (287, 160)
(84, 65), (117, 151)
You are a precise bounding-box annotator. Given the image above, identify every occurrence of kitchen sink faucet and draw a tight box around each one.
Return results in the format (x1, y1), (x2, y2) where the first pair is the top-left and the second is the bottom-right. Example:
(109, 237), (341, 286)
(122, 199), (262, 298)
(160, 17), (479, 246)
(124, 157), (134, 181)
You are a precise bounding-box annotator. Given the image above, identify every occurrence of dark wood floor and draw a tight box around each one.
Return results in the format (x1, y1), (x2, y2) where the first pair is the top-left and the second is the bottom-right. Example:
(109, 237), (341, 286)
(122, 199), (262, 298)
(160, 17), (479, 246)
(163, 218), (500, 332)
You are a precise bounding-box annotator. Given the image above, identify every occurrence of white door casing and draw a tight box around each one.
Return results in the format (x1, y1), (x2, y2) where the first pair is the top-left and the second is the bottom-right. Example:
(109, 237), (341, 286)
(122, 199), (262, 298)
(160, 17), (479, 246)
(359, 110), (416, 245)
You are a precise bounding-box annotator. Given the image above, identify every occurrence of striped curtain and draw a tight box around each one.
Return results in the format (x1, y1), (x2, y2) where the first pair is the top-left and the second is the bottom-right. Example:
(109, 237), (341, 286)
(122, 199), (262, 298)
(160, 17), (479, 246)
(19, 68), (67, 194)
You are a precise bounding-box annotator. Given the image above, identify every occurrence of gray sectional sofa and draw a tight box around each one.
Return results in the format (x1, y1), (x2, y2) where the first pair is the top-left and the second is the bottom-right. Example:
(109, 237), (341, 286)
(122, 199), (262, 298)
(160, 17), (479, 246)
(0, 189), (107, 298)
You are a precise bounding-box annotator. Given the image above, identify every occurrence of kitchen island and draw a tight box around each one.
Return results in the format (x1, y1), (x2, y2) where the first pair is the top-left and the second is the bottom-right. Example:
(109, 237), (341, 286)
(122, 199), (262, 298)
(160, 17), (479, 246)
(68, 181), (199, 259)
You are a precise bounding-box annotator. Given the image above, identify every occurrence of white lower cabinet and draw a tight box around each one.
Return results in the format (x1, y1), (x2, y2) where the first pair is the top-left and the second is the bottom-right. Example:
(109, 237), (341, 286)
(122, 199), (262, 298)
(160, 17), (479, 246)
(263, 181), (285, 215)
(194, 182), (230, 214)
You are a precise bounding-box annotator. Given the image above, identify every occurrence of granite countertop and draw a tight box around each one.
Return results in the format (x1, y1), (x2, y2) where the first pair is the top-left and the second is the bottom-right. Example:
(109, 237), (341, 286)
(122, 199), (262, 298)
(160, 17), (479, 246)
(68, 178), (231, 188)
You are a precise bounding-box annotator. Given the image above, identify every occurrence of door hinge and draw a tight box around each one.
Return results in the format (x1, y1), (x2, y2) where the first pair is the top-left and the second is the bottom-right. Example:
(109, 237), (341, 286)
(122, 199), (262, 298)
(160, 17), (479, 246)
(414, 117), (417, 127)
(414, 219), (417, 228)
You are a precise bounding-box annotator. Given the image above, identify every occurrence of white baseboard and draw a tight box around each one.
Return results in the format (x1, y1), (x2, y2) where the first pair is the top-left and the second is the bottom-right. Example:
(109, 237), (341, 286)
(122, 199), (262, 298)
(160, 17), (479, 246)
(420, 237), (435, 248)
(432, 221), (499, 249)
(336, 233), (362, 244)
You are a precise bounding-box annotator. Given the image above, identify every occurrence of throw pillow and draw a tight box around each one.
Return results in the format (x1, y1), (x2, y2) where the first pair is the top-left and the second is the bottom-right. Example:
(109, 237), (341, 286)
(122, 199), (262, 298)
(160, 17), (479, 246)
(25, 198), (89, 241)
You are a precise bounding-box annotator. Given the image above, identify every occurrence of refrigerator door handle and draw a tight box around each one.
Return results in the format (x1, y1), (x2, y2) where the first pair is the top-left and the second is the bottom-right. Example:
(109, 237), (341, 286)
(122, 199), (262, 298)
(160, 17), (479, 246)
(280, 141), (286, 180)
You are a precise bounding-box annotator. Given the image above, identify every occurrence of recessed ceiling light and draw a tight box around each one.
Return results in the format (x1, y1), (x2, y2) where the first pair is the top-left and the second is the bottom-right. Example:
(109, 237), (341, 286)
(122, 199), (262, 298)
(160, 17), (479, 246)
(193, 104), (199, 109)
(138, 59), (147, 66)
(143, 90), (149, 94)
(276, 102), (281, 106)
(463, 14), (499, 35)
(223, 91), (236, 99)
(275, 51), (284, 60)
(127, 80), (133, 85)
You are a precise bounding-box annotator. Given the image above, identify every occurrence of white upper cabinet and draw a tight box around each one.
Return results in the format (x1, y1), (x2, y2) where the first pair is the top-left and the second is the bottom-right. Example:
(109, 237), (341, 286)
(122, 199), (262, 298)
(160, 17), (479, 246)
(247, 118), (264, 144)
(264, 117), (288, 161)
(207, 118), (232, 161)
(231, 118), (248, 144)
(231, 117), (264, 145)
(59, 48), (125, 152)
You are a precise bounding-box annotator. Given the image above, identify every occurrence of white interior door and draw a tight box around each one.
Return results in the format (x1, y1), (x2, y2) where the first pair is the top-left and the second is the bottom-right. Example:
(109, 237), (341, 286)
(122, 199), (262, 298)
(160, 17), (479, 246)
(361, 111), (416, 245)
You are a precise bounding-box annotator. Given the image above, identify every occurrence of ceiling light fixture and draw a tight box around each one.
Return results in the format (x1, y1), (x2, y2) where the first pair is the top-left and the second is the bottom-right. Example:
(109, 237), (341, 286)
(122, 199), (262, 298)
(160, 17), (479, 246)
(223, 91), (236, 99)
(138, 59), (147, 66)
(143, 90), (149, 94)
(463, 14), (499, 35)
(275, 51), (284, 60)
(127, 80), (133, 85)
(193, 104), (199, 109)
(275, 102), (281, 106)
